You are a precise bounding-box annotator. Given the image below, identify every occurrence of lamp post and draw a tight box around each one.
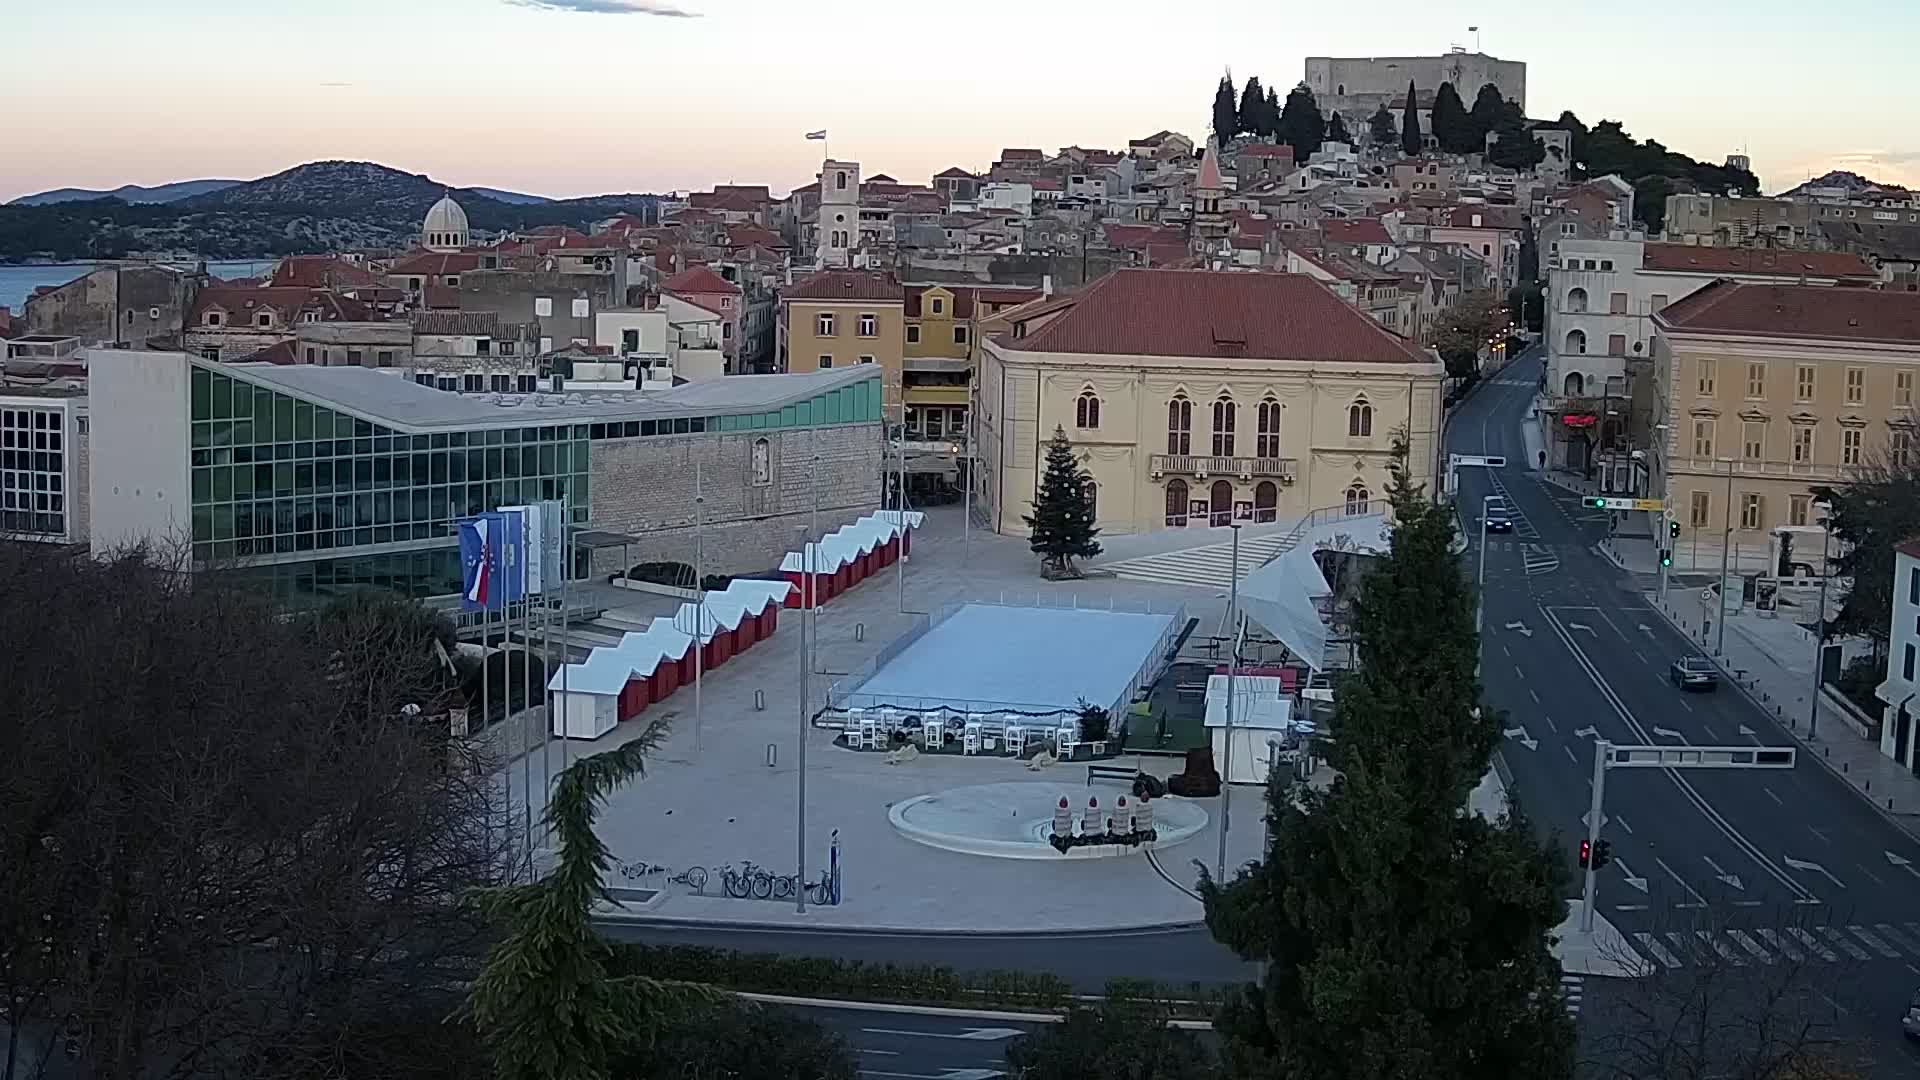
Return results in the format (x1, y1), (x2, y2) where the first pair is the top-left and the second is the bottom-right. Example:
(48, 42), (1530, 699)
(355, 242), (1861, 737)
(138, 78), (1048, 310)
(1716, 457), (1735, 654)
(1809, 505), (1832, 737)
(1215, 522), (1242, 884)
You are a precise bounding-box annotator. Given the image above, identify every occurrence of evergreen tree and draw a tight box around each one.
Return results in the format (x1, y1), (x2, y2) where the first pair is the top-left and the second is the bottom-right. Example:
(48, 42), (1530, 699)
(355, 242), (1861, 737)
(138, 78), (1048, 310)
(1552, 110), (1591, 167)
(1274, 82), (1327, 164)
(1213, 74), (1241, 145)
(1238, 75), (1270, 138)
(1516, 218), (1540, 284)
(1023, 427), (1101, 577)
(1400, 81), (1423, 156)
(1325, 110), (1351, 145)
(1199, 450), (1576, 1080)
(1264, 87), (1282, 137)
(1468, 82), (1507, 149)
(1430, 82), (1472, 153)
(1368, 103), (1398, 146)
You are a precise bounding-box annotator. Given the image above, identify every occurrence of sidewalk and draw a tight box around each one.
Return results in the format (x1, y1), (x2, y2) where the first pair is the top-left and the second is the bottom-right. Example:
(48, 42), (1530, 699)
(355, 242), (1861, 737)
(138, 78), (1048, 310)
(1644, 590), (1920, 839)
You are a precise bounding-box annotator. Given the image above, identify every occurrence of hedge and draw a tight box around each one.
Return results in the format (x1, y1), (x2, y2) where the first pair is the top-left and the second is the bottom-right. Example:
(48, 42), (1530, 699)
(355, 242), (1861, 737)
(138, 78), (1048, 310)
(611, 943), (1228, 1019)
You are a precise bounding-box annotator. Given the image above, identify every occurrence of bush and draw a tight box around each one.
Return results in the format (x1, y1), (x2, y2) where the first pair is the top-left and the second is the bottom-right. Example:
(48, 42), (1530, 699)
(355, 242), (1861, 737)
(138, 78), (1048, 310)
(1832, 656), (1883, 717)
(613, 944), (1074, 1011)
(626, 561), (696, 588)
(1005, 997), (1219, 1079)
(617, 1001), (856, 1080)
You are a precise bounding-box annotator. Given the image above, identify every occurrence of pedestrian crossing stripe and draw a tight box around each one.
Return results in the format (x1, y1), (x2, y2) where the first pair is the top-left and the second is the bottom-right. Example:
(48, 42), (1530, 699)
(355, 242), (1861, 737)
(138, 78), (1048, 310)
(1625, 923), (1920, 971)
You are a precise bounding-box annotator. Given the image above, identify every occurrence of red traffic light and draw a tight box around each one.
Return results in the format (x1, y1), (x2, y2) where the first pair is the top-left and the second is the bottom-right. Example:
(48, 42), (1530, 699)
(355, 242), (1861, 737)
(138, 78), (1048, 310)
(1578, 840), (1592, 869)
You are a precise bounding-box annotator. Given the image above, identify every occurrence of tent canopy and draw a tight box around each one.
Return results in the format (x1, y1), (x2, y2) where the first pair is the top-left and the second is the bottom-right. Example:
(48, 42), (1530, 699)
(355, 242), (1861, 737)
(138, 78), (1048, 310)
(1236, 511), (1389, 673)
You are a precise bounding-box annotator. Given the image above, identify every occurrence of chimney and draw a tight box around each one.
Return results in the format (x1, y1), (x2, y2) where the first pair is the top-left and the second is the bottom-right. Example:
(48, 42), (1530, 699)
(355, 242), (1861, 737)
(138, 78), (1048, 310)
(1042, 273), (1053, 299)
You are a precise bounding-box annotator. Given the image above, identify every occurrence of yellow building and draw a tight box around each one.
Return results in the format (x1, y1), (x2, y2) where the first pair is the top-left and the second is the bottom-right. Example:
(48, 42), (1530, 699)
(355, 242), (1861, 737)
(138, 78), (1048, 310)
(778, 270), (905, 407)
(976, 268), (1446, 536)
(901, 283), (1042, 442)
(1650, 281), (1920, 569)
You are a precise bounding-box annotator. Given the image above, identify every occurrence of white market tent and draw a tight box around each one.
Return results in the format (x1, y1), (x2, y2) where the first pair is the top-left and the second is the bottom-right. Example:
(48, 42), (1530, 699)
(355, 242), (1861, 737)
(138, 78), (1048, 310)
(1236, 511), (1390, 673)
(1203, 674), (1302, 785)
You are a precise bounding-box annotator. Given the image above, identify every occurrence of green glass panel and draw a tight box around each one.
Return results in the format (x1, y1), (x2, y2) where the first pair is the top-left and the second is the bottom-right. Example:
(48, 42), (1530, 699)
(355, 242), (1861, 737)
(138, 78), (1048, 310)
(233, 465), (254, 496)
(275, 463), (295, 496)
(191, 366), (211, 421)
(191, 504), (211, 542)
(210, 373), (232, 420)
(191, 422), (211, 449)
(212, 504), (234, 541)
(293, 401), (314, 439)
(253, 387), (274, 437)
(212, 467), (232, 501)
(232, 419), (253, 445)
(570, 441), (588, 471)
(273, 395), (294, 438)
(192, 468), (211, 503)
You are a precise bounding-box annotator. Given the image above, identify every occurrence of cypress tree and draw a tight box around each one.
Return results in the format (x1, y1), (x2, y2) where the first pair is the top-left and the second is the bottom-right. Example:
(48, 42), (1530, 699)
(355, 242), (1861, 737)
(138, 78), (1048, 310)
(1431, 82), (1472, 153)
(1199, 448), (1576, 1080)
(1213, 74), (1241, 145)
(1368, 103), (1397, 146)
(1023, 427), (1101, 577)
(1400, 81), (1423, 156)
(1468, 82), (1507, 150)
(1325, 110), (1351, 145)
(1274, 83), (1327, 164)
(1238, 75), (1270, 137)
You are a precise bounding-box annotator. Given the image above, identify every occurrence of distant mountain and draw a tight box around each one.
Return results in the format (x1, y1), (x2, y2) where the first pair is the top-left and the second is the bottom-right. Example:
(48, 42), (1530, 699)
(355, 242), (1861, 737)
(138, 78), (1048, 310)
(468, 186), (552, 205)
(0, 160), (656, 262)
(9, 179), (243, 206)
(1777, 170), (1912, 198)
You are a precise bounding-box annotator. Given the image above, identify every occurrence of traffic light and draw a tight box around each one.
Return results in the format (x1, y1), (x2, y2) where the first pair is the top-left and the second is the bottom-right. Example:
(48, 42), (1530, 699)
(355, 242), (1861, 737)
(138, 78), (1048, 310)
(1586, 497), (1607, 509)
(1577, 839), (1592, 869)
(1592, 840), (1613, 871)
(1660, 550), (1673, 567)
(1669, 519), (1682, 539)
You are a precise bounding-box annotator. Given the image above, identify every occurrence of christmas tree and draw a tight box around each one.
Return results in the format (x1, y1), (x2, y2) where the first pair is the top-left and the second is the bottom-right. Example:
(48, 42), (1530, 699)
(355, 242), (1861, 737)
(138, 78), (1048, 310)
(1024, 427), (1102, 578)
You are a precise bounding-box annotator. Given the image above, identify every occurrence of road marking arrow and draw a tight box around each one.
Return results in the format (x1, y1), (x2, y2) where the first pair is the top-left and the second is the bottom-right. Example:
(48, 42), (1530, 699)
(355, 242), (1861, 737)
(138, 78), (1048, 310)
(1782, 856), (1846, 890)
(1567, 621), (1595, 635)
(1886, 851), (1920, 880)
(1637, 623), (1657, 637)
(1737, 724), (1756, 738)
(861, 1027), (1026, 1042)
(1652, 726), (1685, 740)
(1614, 859), (1649, 893)
(1573, 726), (1599, 739)
(1702, 855), (1745, 892)
(1505, 621), (1534, 638)
(1502, 726), (1538, 751)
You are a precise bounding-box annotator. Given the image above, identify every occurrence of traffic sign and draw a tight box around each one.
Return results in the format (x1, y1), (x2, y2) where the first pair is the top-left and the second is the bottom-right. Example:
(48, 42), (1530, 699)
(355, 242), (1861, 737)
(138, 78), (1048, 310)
(1585, 496), (1665, 512)
(1450, 454), (1507, 468)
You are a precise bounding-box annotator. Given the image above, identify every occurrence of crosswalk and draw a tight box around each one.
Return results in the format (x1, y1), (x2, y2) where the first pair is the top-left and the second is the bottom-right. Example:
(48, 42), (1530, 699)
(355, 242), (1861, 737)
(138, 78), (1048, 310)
(1560, 973), (1584, 1018)
(1521, 542), (1561, 576)
(1622, 921), (1920, 972)
(1103, 530), (1300, 588)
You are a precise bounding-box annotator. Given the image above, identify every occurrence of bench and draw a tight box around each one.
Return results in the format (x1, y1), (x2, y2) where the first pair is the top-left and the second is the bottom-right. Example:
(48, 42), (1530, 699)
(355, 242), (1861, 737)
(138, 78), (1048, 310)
(1175, 682), (1207, 700)
(1087, 764), (1139, 787)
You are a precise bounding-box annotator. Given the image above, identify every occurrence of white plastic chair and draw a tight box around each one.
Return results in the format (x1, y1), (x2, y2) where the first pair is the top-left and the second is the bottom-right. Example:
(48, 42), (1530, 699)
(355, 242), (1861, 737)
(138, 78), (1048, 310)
(1003, 723), (1026, 757)
(1054, 722), (1079, 760)
(962, 719), (982, 756)
(859, 715), (882, 751)
(921, 717), (944, 750)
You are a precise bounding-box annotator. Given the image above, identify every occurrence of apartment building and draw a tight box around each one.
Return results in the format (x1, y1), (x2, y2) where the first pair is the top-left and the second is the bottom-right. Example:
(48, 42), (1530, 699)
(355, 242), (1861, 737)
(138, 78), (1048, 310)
(1647, 283), (1920, 569)
(778, 270), (905, 407)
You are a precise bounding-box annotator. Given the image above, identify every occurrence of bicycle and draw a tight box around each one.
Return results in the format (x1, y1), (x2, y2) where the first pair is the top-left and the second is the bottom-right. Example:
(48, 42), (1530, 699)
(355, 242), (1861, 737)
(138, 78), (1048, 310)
(668, 866), (709, 895)
(721, 861), (774, 900)
(618, 859), (665, 882)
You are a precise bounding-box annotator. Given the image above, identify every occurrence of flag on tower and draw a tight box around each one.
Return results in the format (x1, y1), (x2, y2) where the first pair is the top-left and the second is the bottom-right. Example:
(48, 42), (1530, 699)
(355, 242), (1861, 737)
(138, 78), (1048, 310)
(805, 129), (827, 140)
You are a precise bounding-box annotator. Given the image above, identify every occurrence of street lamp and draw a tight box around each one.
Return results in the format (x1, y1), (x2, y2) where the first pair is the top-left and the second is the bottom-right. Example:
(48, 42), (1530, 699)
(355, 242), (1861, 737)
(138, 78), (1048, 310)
(1716, 457), (1736, 655)
(1809, 502), (1833, 737)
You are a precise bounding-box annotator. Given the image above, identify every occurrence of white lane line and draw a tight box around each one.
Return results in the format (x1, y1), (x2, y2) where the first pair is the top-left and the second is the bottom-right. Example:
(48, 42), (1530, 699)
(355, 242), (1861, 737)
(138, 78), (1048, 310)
(1543, 714), (1559, 733)
(1616, 815), (1633, 835)
(1848, 925), (1902, 959)
(1502, 644), (1511, 657)
(1675, 698), (1694, 712)
(1515, 665), (1526, 680)
(1764, 788), (1784, 806)
(1818, 927), (1871, 961)
(1654, 856), (1709, 907)
(1634, 931), (1681, 968)
(1858, 865), (1885, 887)
(1877, 922), (1920, 956)
(1728, 929), (1773, 963)
(1528, 688), (1540, 703)
(857, 1049), (903, 1056)
(1700, 723), (1717, 741)
(1787, 927), (1839, 962)
(1756, 928), (1806, 963)
(1807, 826), (1830, 846)
(1564, 745), (1578, 764)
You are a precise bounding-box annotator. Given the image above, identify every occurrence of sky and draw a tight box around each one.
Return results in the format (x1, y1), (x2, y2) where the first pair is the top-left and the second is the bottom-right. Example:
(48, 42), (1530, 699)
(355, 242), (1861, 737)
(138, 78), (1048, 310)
(4, 0), (1918, 203)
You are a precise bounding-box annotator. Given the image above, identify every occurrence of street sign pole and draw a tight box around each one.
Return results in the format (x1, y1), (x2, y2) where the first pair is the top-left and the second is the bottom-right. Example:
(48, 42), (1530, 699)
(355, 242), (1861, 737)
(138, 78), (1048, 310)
(1580, 740), (1607, 932)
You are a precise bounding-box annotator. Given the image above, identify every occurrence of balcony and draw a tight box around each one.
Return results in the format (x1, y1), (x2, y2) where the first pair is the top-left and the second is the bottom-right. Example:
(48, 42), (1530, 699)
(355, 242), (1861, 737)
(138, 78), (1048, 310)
(1150, 454), (1297, 482)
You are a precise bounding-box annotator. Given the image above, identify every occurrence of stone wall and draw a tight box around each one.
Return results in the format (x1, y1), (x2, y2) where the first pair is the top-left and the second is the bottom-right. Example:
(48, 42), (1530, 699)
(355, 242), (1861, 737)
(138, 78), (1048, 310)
(587, 422), (884, 577)
(26, 266), (194, 347)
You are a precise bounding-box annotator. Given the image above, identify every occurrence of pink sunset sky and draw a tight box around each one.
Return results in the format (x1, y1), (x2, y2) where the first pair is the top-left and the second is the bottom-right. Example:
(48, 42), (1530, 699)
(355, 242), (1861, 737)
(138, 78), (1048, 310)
(4, 0), (1917, 202)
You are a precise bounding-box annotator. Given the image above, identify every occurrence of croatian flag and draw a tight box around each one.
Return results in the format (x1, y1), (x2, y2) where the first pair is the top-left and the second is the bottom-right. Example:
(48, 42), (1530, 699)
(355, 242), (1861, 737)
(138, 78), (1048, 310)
(460, 516), (493, 611)
(805, 129), (827, 141)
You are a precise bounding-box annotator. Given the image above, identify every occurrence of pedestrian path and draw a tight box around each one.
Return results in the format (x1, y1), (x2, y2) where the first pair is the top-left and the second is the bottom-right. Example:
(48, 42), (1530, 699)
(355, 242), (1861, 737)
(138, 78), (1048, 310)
(1617, 921), (1920, 973)
(1104, 530), (1299, 589)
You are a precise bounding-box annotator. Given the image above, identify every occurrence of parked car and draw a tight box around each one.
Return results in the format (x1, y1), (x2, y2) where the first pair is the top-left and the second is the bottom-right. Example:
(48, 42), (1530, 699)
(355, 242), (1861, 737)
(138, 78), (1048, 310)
(1669, 656), (1719, 691)
(1482, 502), (1514, 533)
(1903, 989), (1920, 1039)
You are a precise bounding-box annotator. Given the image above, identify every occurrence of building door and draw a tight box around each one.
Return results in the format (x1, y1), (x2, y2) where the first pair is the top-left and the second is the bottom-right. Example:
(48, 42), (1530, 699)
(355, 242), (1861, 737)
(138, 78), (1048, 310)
(1210, 480), (1233, 527)
(1254, 481), (1278, 523)
(1165, 480), (1188, 527)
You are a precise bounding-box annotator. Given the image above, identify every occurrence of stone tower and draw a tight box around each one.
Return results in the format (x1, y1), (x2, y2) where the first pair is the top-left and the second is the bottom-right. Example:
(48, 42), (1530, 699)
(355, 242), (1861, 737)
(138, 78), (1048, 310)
(815, 159), (861, 269)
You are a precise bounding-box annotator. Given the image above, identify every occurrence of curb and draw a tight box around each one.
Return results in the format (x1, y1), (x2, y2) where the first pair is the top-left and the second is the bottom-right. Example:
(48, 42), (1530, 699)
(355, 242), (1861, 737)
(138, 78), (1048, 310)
(592, 910), (1210, 938)
(1642, 593), (1920, 837)
(737, 992), (1215, 1029)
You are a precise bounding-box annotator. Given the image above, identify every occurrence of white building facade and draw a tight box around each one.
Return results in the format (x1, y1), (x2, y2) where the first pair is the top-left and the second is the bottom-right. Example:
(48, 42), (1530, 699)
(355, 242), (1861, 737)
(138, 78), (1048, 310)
(815, 159), (860, 269)
(1878, 541), (1920, 775)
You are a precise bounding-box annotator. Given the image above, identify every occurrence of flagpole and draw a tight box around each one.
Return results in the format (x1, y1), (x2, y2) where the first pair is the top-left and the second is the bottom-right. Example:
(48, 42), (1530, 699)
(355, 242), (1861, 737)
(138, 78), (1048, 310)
(513, 516), (530, 878)
(693, 461), (705, 757)
(537, 505), (553, 853)
(559, 496), (571, 787)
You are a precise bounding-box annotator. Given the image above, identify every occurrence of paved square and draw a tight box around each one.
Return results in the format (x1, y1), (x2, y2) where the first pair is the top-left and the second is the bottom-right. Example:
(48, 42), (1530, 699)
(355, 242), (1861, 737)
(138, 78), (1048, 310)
(845, 603), (1178, 715)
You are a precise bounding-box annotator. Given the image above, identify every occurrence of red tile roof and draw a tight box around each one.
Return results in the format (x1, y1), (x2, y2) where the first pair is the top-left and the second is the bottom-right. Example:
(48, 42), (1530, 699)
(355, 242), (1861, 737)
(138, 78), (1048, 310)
(191, 286), (371, 324)
(903, 284), (1045, 318)
(1323, 218), (1393, 246)
(422, 284), (460, 310)
(1640, 244), (1877, 280)
(999, 148), (1044, 161)
(1896, 536), (1920, 561)
(689, 189), (767, 213)
(663, 265), (741, 296)
(1655, 280), (1920, 345)
(782, 270), (905, 303)
(1197, 141), (1223, 190)
(935, 166), (976, 179)
(270, 255), (382, 290)
(238, 340), (299, 365)
(389, 250), (483, 276)
(1103, 223), (1185, 251)
(724, 225), (785, 250)
(1003, 269), (1430, 363)
(1440, 205), (1527, 231)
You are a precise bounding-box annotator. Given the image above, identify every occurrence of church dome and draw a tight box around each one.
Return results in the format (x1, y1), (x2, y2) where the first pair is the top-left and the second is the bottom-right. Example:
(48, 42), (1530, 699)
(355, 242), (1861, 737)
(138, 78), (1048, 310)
(422, 195), (470, 251)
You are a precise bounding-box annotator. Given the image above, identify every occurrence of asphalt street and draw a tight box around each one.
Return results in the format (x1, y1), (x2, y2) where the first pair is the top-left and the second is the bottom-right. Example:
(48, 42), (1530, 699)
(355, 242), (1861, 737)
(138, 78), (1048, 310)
(596, 354), (1920, 1077)
(1453, 347), (1920, 1076)
(799, 1003), (1039, 1080)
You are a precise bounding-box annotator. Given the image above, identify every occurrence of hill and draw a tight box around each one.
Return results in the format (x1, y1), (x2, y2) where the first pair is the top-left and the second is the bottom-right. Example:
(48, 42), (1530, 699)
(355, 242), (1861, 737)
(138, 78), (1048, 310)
(0, 161), (653, 262)
(9, 179), (243, 206)
(1777, 170), (1911, 199)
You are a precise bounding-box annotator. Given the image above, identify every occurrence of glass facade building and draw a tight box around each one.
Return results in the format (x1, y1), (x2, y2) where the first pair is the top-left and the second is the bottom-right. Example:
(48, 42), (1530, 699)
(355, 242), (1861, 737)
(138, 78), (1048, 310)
(0, 399), (73, 540)
(181, 359), (882, 600)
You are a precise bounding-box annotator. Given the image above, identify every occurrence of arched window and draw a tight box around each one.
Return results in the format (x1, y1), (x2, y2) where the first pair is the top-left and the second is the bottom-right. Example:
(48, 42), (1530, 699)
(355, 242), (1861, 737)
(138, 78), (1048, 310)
(1564, 372), (1585, 396)
(1209, 480), (1233, 527)
(1165, 479), (1189, 526)
(1345, 482), (1371, 516)
(1075, 390), (1101, 430)
(1256, 396), (1281, 458)
(1254, 481), (1278, 523)
(1348, 399), (1373, 438)
(1167, 396), (1191, 455)
(1567, 287), (1589, 313)
(1211, 395), (1236, 456)
(1566, 328), (1587, 354)
(750, 437), (772, 486)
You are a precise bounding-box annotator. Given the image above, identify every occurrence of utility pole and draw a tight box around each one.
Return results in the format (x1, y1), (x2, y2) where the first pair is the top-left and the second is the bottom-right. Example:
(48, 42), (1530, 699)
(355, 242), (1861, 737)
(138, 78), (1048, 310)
(1717, 458), (1735, 654)
(1809, 510), (1832, 737)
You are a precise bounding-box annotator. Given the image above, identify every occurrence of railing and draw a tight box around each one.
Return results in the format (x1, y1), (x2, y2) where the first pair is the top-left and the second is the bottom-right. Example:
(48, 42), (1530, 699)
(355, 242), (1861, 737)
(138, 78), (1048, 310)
(1667, 457), (1846, 481)
(1149, 454), (1297, 481)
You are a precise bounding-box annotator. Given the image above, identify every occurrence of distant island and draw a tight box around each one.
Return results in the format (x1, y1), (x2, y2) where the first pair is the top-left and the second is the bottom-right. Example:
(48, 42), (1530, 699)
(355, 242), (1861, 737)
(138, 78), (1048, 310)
(0, 161), (638, 262)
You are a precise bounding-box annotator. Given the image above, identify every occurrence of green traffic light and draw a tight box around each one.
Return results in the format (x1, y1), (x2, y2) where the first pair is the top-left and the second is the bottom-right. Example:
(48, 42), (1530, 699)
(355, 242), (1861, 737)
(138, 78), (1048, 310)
(1587, 497), (1606, 509)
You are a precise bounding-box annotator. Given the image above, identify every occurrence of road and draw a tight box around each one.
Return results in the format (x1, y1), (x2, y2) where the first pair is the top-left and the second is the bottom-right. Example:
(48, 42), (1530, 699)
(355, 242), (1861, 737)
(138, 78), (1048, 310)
(1450, 346), (1920, 1076)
